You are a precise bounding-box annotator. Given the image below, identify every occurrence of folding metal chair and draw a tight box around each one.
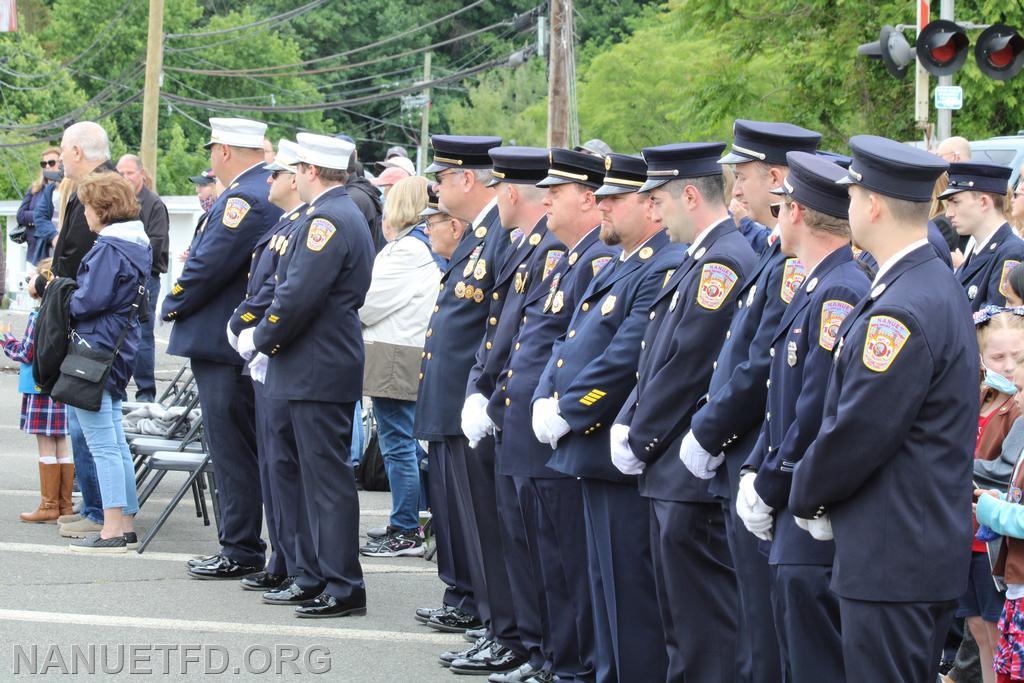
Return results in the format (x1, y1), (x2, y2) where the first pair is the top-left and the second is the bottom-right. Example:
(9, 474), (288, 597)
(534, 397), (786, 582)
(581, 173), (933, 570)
(122, 362), (195, 414)
(123, 393), (200, 442)
(132, 416), (204, 484)
(135, 448), (219, 554)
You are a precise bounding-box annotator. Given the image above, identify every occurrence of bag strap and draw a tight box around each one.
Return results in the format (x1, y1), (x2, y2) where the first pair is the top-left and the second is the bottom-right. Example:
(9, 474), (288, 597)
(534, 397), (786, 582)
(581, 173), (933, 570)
(110, 278), (147, 356)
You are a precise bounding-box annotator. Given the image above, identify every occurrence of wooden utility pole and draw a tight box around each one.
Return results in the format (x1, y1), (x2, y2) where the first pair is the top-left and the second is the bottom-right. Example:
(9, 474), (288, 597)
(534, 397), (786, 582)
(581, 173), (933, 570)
(547, 0), (570, 148)
(418, 52), (432, 175)
(140, 0), (165, 191)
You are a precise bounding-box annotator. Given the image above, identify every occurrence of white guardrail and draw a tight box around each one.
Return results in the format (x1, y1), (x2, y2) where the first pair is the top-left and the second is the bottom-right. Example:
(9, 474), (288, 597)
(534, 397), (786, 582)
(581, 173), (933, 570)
(1, 196), (204, 311)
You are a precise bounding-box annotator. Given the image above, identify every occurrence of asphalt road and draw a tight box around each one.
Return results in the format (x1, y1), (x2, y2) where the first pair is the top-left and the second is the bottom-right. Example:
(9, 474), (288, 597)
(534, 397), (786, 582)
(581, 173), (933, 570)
(0, 312), (463, 680)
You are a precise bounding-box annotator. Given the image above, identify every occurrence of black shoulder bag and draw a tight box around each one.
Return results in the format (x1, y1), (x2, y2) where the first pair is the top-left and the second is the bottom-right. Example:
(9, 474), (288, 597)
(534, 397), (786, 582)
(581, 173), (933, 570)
(51, 281), (146, 411)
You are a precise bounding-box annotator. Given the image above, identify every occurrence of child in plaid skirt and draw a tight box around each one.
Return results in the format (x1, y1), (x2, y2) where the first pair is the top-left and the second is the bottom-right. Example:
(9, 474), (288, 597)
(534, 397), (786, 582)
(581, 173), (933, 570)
(1, 261), (73, 523)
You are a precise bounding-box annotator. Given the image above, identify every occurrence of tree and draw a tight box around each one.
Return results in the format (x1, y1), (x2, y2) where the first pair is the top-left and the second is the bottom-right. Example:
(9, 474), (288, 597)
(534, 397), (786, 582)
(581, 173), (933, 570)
(441, 57), (548, 145)
(575, 0), (1024, 153)
(0, 31), (87, 198)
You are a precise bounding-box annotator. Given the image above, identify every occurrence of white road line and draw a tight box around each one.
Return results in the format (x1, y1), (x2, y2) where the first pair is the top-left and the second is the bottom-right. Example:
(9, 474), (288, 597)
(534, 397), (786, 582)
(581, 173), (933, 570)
(0, 543), (435, 573)
(0, 608), (457, 644)
(0, 492), (392, 516)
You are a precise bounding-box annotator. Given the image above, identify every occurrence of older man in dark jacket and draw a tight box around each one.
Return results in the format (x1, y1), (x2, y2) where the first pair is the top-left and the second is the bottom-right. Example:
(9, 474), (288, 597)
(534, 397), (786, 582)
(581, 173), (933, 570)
(116, 154), (169, 402)
(43, 121), (119, 540)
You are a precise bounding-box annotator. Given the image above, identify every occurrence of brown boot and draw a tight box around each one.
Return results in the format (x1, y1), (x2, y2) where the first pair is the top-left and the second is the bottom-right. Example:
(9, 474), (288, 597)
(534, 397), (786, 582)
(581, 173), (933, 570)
(58, 463), (76, 517)
(20, 463), (61, 523)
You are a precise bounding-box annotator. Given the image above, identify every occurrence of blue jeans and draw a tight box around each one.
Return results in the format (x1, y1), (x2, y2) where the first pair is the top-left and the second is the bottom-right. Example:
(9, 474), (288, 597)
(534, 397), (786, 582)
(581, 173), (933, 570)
(134, 275), (161, 401)
(373, 397), (421, 532)
(73, 392), (139, 515)
(67, 408), (104, 523)
(351, 400), (363, 465)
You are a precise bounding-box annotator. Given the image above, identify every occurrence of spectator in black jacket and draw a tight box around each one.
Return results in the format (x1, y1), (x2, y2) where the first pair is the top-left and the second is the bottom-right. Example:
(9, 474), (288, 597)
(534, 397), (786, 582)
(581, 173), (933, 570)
(336, 134), (385, 251)
(43, 120), (117, 542)
(116, 154), (169, 402)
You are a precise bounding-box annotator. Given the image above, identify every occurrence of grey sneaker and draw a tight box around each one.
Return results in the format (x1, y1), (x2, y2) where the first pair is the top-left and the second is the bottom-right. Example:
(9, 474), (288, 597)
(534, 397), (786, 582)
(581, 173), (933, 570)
(70, 533), (127, 554)
(366, 526), (388, 540)
(57, 513), (82, 525)
(60, 518), (103, 538)
(359, 529), (424, 557)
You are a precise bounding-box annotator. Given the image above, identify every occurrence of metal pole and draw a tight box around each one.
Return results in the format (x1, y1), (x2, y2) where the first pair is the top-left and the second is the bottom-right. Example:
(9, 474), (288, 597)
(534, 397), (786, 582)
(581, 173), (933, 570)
(915, 0), (931, 130)
(417, 52), (431, 176)
(140, 0), (165, 191)
(936, 0), (954, 141)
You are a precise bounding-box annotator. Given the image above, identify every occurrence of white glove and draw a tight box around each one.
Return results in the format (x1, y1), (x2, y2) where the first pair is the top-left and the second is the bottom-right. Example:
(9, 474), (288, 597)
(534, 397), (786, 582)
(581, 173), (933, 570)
(544, 405), (571, 449)
(679, 430), (724, 479)
(532, 398), (554, 445)
(461, 393), (494, 448)
(226, 321), (239, 351)
(236, 327), (256, 361)
(610, 423), (645, 475)
(417, 440), (430, 454)
(736, 471), (774, 541)
(248, 353), (268, 384)
(795, 514), (834, 541)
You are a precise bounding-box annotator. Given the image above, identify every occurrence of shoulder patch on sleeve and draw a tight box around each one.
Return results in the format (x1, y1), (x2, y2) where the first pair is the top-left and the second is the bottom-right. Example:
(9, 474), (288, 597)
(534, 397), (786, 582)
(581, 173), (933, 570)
(222, 197), (251, 229)
(862, 315), (911, 372)
(999, 259), (1021, 298)
(543, 250), (564, 279)
(819, 299), (854, 351)
(591, 256), (611, 276)
(696, 263), (739, 310)
(780, 258), (806, 304)
(306, 218), (337, 252)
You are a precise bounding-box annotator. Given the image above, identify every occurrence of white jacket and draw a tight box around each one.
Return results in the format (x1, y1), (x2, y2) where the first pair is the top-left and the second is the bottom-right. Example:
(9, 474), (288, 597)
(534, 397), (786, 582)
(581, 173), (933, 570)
(359, 226), (441, 347)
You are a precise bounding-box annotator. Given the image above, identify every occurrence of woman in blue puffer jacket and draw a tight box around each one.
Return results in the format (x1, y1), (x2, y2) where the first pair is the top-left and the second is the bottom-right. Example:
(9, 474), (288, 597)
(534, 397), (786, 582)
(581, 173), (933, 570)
(66, 172), (152, 555)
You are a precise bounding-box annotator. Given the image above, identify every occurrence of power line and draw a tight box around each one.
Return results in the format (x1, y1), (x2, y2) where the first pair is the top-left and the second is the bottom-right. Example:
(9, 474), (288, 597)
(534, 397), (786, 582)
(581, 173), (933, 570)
(0, 90), (144, 149)
(0, 63), (145, 134)
(162, 78), (420, 137)
(165, 97), (410, 147)
(0, 0), (141, 81)
(164, 1), (329, 55)
(170, 0), (489, 74)
(164, 9), (537, 78)
(162, 48), (533, 113)
(166, 0), (326, 41)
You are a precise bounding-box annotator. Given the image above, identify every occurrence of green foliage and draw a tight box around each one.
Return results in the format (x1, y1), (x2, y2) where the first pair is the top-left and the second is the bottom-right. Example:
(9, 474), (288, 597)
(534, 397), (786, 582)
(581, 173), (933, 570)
(156, 121), (210, 195)
(0, 31), (87, 198)
(442, 58), (548, 146)
(576, 0), (1024, 154)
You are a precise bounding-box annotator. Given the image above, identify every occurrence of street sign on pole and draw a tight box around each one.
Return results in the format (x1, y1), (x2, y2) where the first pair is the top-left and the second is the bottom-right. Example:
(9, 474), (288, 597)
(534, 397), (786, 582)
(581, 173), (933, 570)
(935, 84), (963, 109)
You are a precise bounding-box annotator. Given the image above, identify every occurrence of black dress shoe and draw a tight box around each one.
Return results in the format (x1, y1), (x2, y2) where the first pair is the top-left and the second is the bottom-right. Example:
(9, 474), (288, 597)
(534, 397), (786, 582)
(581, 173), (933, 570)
(439, 638), (491, 667)
(187, 556), (261, 580)
(262, 580), (322, 605)
(186, 553), (222, 569)
(240, 571), (287, 591)
(425, 607), (483, 633)
(450, 644), (528, 675)
(415, 605), (451, 624)
(294, 591), (366, 619)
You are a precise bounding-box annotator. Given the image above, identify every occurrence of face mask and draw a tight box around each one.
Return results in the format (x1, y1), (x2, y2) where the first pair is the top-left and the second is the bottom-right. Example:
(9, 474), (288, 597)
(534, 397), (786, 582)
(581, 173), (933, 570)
(984, 366), (1018, 395)
(199, 195), (215, 213)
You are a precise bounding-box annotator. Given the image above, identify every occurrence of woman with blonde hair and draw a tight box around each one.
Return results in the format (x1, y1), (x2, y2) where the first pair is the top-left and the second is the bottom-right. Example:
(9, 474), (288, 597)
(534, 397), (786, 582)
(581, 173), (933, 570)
(358, 175), (442, 557)
(1011, 172), (1024, 238)
(16, 147), (61, 264)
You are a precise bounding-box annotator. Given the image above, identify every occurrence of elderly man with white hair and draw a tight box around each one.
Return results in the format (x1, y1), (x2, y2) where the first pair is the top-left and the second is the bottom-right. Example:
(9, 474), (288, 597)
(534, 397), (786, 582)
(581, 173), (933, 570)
(42, 121), (123, 542)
